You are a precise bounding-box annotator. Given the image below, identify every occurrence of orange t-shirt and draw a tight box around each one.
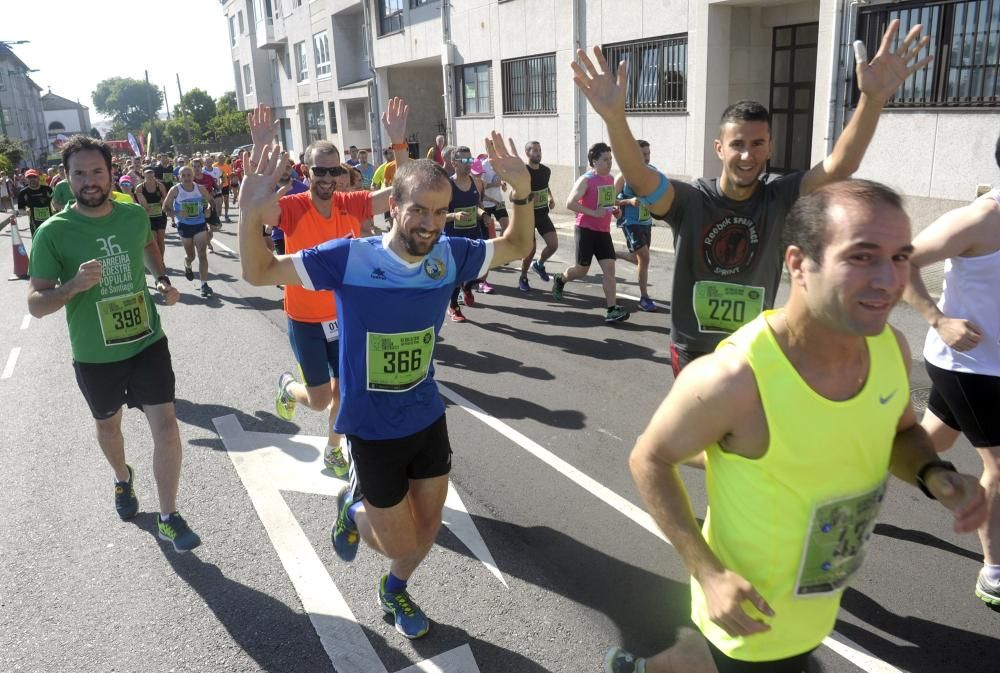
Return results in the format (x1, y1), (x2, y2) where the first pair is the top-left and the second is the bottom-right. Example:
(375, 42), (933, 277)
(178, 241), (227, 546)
(279, 191), (372, 322)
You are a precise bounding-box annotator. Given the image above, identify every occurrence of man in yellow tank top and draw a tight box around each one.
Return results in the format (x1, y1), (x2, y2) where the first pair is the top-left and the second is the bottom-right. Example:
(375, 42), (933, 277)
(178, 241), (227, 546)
(607, 181), (988, 673)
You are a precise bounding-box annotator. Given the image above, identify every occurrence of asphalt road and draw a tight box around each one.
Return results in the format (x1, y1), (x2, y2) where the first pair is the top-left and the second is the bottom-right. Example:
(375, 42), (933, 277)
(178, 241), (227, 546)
(1, 209), (996, 673)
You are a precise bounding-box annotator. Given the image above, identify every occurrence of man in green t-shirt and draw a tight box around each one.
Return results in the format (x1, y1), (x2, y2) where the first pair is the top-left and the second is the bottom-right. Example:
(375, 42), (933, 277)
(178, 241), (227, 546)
(27, 135), (201, 553)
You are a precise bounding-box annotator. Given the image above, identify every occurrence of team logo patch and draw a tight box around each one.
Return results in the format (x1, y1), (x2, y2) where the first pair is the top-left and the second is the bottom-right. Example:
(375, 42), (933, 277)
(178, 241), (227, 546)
(702, 215), (760, 276)
(423, 256), (446, 280)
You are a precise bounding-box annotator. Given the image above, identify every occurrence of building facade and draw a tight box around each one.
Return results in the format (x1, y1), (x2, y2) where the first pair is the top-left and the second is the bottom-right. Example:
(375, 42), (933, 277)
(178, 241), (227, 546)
(222, 0), (999, 222)
(0, 44), (48, 168)
(42, 91), (93, 145)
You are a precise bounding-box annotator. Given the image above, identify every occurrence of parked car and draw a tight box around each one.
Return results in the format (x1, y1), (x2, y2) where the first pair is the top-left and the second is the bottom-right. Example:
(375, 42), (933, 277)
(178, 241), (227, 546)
(230, 144), (253, 159)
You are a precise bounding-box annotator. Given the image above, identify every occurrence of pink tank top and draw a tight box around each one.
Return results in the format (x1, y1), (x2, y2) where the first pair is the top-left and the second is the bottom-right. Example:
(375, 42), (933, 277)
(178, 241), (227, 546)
(575, 171), (616, 232)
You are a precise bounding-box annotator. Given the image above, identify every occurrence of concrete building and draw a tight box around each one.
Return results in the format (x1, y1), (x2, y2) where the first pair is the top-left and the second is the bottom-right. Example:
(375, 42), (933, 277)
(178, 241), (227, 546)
(0, 44), (48, 168)
(41, 91), (93, 146)
(222, 0), (999, 221)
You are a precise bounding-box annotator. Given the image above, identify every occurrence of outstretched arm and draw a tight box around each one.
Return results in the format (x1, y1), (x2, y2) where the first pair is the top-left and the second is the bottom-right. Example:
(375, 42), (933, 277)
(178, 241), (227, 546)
(485, 132), (533, 266)
(237, 146), (300, 287)
(572, 47), (674, 215)
(371, 97), (410, 214)
(801, 20), (933, 195)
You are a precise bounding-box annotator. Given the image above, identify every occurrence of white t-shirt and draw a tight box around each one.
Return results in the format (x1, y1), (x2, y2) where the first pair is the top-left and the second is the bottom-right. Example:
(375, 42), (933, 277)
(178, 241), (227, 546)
(481, 159), (504, 207)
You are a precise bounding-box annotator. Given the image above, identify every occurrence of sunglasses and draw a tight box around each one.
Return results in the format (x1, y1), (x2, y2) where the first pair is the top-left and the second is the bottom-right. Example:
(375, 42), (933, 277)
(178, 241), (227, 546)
(457, 157), (473, 164)
(310, 166), (339, 177)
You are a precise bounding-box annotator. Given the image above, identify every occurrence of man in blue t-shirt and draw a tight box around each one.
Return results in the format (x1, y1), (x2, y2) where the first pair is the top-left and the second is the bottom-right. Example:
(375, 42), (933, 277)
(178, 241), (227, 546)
(237, 109), (535, 639)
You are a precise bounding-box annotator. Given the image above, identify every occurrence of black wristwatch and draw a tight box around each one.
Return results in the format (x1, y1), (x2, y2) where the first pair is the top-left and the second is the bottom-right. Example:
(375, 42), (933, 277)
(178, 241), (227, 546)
(915, 459), (957, 499)
(510, 193), (531, 206)
(156, 274), (171, 286)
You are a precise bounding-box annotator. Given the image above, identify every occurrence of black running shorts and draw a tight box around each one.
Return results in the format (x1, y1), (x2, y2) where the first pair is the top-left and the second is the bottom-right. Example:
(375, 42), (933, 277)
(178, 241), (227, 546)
(346, 414), (452, 509)
(925, 361), (1000, 447)
(575, 226), (615, 267)
(73, 336), (176, 420)
(534, 209), (555, 237)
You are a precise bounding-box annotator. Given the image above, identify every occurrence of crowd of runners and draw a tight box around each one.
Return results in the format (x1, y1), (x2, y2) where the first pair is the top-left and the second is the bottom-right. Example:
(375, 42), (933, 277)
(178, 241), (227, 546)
(14, 18), (1000, 673)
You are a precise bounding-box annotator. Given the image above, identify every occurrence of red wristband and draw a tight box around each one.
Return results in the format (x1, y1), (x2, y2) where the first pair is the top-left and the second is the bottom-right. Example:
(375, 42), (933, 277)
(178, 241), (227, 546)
(391, 142), (408, 151)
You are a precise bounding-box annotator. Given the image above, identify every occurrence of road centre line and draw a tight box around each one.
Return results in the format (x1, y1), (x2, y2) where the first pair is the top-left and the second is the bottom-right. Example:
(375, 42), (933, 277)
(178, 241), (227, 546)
(20, 315), (30, 330)
(2, 347), (20, 380)
(437, 383), (903, 673)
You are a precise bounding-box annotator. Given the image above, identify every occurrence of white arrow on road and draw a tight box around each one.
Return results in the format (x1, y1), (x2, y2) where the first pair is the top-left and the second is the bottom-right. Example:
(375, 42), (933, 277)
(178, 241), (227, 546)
(213, 414), (495, 673)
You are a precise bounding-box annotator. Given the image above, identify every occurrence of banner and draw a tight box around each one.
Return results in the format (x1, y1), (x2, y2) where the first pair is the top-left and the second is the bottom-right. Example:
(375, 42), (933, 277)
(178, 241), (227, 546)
(127, 132), (141, 157)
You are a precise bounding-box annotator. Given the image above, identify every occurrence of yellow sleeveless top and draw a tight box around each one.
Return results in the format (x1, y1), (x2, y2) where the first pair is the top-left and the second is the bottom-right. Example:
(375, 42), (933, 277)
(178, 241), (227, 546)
(690, 311), (908, 661)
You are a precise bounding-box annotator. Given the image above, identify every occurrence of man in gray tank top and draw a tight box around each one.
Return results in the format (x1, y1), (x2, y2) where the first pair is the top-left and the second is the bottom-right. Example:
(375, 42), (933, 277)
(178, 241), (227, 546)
(572, 19), (933, 375)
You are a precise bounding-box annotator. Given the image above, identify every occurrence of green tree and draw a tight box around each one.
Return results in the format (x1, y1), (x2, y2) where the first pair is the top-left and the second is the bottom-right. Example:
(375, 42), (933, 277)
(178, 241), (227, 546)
(206, 111), (249, 140)
(105, 125), (128, 142)
(0, 135), (25, 167)
(0, 154), (13, 176)
(180, 88), (217, 132)
(217, 91), (238, 115)
(163, 117), (201, 148)
(92, 77), (163, 131)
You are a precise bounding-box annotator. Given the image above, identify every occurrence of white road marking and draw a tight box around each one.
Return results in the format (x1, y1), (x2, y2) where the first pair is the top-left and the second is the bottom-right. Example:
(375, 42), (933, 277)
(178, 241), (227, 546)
(438, 384), (904, 673)
(210, 238), (236, 255)
(2, 347), (20, 379)
(213, 414), (484, 673)
(20, 315), (30, 330)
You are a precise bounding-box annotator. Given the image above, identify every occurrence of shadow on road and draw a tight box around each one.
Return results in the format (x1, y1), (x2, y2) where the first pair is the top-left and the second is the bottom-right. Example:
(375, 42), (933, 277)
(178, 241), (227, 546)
(175, 398), (301, 439)
(837, 588), (1000, 673)
(435, 341), (555, 380)
(129, 513), (335, 673)
(874, 522), (983, 563)
(441, 380), (586, 430)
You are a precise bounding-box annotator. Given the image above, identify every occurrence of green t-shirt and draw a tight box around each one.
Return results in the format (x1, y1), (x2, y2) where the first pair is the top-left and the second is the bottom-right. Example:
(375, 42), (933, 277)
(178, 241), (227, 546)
(28, 201), (164, 364)
(52, 180), (74, 208)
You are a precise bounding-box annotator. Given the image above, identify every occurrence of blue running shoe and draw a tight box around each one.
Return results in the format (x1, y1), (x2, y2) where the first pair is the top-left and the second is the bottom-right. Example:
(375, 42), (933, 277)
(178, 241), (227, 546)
(157, 513), (202, 552)
(114, 465), (139, 520)
(532, 260), (550, 282)
(379, 575), (430, 639)
(518, 276), (530, 292)
(331, 484), (360, 562)
(605, 647), (646, 673)
(638, 296), (656, 312)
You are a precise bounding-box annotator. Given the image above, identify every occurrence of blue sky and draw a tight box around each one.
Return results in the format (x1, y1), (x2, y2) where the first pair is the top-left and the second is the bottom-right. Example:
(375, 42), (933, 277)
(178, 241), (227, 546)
(7, 0), (235, 124)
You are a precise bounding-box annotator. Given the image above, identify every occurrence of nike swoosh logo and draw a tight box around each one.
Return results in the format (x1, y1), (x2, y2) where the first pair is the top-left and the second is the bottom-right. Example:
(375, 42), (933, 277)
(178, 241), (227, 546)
(879, 390), (897, 404)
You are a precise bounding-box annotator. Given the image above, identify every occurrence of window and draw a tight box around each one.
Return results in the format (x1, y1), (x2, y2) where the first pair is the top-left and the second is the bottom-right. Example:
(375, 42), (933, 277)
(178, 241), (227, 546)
(854, 0), (999, 107)
(229, 16), (237, 46)
(377, 0), (404, 36)
(294, 0), (302, 6)
(602, 34), (688, 112)
(328, 102), (338, 133)
(410, 0), (435, 6)
(456, 62), (493, 116)
(247, 0), (255, 25)
(238, 10), (245, 34)
(313, 31), (331, 78)
(0, 70), (5, 92)
(303, 102), (326, 143)
(243, 64), (253, 94)
(294, 41), (309, 83)
(502, 53), (557, 114)
(346, 100), (367, 130)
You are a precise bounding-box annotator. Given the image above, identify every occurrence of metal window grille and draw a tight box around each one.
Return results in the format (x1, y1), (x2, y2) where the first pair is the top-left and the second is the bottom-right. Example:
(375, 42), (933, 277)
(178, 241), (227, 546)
(328, 102), (338, 133)
(409, 0), (434, 7)
(502, 53), (557, 114)
(378, 0), (404, 36)
(854, 0), (999, 107)
(456, 62), (493, 116)
(602, 34), (688, 112)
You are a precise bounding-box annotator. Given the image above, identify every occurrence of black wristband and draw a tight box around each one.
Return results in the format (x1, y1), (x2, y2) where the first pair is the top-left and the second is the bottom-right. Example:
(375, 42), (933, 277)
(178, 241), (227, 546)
(156, 274), (171, 286)
(510, 193), (530, 206)
(915, 459), (956, 499)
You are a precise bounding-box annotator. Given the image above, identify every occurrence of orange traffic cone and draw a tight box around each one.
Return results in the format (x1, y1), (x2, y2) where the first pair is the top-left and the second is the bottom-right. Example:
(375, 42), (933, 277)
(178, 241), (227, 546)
(9, 217), (29, 280)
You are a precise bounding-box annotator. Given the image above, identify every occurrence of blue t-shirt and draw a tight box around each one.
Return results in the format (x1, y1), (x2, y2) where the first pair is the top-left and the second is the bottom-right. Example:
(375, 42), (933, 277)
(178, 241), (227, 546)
(357, 164), (375, 188)
(272, 179), (309, 241)
(293, 234), (494, 439)
(619, 164), (656, 226)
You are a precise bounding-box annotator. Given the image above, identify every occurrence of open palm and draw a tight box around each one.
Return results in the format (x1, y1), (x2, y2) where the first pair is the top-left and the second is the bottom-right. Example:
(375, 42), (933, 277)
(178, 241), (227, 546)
(857, 19), (933, 103)
(571, 46), (627, 121)
(484, 131), (529, 196)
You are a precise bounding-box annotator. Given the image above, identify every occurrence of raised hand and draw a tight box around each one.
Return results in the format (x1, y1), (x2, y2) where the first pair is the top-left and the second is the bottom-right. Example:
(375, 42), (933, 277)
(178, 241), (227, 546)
(856, 19), (933, 104)
(381, 97), (410, 144)
(571, 46), (627, 122)
(71, 259), (103, 293)
(238, 146), (288, 227)
(483, 131), (529, 197)
(247, 104), (280, 148)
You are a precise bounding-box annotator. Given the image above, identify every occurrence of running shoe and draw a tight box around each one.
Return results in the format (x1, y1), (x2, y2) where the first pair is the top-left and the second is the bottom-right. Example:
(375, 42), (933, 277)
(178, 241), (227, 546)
(184, 262), (194, 282)
(532, 260), (550, 282)
(604, 647), (646, 673)
(449, 307), (467, 323)
(638, 296), (657, 312)
(462, 287), (475, 307)
(324, 444), (350, 479)
(379, 575), (430, 639)
(976, 568), (1000, 606)
(605, 305), (630, 323)
(200, 283), (213, 298)
(478, 281), (495, 294)
(551, 273), (565, 300)
(331, 484), (360, 562)
(518, 276), (531, 293)
(157, 512), (202, 552)
(114, 465), (139, 521)
(275, 372), (297, 420)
